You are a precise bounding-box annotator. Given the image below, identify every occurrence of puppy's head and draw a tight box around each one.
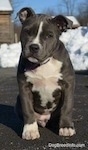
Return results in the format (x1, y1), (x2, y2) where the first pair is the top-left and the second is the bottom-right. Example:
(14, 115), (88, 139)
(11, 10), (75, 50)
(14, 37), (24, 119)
(18, 7), (72, 63)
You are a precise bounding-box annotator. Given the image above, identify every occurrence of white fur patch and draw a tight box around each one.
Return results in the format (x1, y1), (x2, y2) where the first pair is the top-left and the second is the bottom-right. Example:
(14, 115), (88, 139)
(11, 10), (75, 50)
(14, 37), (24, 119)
(32, 21), (43, 47)
(59, 128), (76, 136)
(25, 57), (63, 107)
(22, 122), (40, 140)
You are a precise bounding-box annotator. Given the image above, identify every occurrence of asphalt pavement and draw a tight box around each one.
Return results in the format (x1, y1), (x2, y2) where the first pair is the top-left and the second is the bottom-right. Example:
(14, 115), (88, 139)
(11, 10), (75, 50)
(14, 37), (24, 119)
(0, 68), (88, 150)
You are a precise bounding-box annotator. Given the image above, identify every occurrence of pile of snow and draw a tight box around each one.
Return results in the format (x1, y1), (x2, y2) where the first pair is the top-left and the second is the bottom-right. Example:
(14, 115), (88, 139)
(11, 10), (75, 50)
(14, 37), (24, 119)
(0, 43), (21, 68)
(60, 26), (88, 70)
(66, 16), (80, 27)
(0, 26), (88, 70)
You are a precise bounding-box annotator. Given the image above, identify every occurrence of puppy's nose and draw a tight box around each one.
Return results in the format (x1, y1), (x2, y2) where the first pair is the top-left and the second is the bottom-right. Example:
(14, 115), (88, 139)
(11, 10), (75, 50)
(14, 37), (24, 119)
(29, 44), (39, 53)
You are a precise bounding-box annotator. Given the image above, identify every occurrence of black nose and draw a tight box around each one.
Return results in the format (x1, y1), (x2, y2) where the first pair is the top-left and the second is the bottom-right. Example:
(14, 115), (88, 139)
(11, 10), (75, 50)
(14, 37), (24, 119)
(29, 44), (39, 53)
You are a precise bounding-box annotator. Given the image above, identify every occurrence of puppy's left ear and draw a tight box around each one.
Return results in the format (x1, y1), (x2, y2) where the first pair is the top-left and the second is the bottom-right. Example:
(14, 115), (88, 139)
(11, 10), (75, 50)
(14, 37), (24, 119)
(51, 15), (73, 32)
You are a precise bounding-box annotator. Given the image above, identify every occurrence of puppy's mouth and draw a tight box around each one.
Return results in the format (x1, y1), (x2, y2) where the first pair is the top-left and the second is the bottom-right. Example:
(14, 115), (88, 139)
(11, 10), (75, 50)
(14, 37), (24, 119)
(28, 56), (51, 65)
(28, 57), (39, 63)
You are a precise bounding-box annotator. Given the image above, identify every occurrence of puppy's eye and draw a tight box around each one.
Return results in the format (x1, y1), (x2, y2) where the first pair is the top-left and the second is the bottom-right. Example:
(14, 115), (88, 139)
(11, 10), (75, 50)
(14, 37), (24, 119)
(24, 29), (33, 36)
(24, 29), (29, 34)
(45, 32), (54, 39)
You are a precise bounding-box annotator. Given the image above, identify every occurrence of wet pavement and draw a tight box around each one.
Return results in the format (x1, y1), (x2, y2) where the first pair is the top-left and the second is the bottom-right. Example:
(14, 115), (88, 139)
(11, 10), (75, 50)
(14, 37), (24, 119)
(0, 68), (88, 150)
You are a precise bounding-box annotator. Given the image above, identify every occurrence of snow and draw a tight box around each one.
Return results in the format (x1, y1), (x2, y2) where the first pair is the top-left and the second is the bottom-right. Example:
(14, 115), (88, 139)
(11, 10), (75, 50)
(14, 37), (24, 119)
(60, 26), (88, 70)
(66, 16), (80, 26)
(0, 26), (88, 70)
(0, 0), (12, 11)
(0, 43), (21, 68)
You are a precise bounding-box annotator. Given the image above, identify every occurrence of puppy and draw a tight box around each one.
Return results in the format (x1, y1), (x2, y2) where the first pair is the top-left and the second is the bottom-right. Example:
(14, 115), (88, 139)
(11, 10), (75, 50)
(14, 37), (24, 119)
(15, 7), (75, 140)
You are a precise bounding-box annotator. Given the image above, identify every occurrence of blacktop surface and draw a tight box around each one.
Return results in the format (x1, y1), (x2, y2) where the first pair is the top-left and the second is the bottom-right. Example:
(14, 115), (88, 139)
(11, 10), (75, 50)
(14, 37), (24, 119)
(0, 68), (88, 150)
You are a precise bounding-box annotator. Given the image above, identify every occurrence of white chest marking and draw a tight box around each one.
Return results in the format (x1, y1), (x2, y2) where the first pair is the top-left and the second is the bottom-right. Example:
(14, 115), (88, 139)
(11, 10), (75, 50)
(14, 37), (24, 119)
(25, 57), (63, 107)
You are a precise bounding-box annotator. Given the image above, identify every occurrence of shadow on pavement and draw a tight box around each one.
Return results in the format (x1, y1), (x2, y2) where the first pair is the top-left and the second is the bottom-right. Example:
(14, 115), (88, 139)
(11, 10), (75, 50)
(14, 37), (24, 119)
(75, 70), (88, 75)
(85, 85), (88, 88)
(0, 104), (23, 137)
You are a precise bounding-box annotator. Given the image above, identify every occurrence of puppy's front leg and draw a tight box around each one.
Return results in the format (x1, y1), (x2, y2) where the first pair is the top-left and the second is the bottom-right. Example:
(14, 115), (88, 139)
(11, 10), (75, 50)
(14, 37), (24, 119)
(17, 74), (40, 140)
(22, 122), (40, 140)
(59, 75), (76, 137)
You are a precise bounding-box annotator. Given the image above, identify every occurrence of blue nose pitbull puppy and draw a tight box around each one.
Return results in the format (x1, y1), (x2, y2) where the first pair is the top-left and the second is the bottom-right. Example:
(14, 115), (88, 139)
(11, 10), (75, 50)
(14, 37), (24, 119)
(15, 7), (76, 140)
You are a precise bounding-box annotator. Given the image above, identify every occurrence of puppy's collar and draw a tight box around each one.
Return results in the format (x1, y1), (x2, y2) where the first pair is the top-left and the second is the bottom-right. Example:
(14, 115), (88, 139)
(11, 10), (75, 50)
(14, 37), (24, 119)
(25, 57), (51, 71)
(41, 57), (51, 65)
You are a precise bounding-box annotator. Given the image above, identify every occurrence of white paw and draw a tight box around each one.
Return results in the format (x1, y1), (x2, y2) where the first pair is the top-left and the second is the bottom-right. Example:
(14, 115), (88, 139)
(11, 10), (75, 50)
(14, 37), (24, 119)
(22, 122), (40, 140)
(59, 128), (76, 136)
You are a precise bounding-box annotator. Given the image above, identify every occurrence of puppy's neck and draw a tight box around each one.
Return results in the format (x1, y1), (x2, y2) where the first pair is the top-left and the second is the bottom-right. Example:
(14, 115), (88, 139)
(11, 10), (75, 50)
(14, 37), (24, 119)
(25, 57), (51, 71)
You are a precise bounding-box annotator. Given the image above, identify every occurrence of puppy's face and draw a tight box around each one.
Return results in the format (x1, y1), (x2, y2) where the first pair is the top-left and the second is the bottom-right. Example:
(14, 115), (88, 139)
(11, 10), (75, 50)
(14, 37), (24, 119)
(20, 16), (60, 63)
(19, 7), (72, 63)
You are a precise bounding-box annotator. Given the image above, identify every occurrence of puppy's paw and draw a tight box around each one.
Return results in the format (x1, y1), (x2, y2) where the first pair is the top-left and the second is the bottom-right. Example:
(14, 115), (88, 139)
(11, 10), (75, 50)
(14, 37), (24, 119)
(22, 122), (40, 140)
(59, 128), (76, 136)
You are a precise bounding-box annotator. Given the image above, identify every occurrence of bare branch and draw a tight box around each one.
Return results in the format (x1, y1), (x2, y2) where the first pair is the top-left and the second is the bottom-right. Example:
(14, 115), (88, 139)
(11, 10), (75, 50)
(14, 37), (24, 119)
(58, 0), (78, 16)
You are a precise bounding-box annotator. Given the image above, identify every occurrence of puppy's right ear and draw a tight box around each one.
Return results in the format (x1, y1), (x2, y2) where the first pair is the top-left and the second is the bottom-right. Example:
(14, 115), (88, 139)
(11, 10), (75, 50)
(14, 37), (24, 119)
(17, 7), (35, 24)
